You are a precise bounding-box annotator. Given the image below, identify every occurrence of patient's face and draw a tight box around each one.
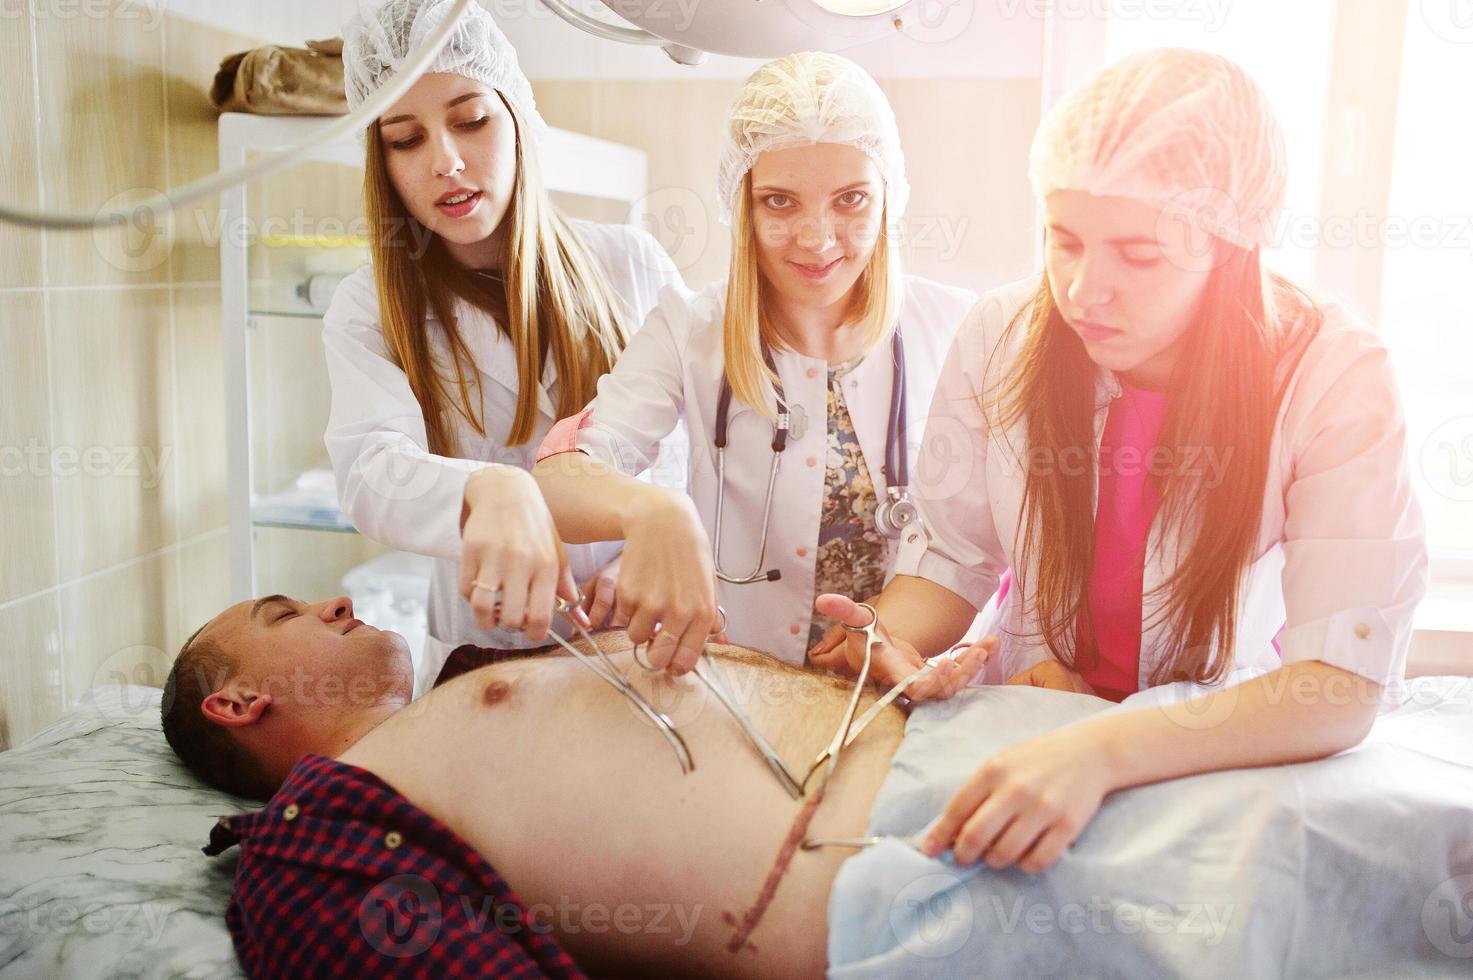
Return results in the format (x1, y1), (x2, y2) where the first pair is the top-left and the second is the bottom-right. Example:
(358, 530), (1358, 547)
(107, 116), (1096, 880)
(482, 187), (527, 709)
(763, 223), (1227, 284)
(196, 594), (413, 709)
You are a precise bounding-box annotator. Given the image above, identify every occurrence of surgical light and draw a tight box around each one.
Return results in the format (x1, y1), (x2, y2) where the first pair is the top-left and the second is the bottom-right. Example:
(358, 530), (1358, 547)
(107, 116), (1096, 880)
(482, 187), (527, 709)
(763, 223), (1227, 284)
(537, 0), (916, 64)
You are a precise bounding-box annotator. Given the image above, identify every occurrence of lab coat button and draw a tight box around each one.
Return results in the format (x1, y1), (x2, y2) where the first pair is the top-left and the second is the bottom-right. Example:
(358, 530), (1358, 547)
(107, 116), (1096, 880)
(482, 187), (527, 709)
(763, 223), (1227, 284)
(806, 368), (818, 378)
(789, 624), (801, 635)
(282, 804), (299, 822)
(1354, 623), (1371, 640)
(806, 457), (817, 467)
(796, 547), (807, 557)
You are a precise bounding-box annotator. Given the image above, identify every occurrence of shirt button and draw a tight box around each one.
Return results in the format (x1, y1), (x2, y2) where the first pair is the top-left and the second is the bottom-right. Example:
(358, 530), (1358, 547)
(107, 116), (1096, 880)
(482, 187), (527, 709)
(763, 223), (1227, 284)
(806, 368), (818, 378)
(806, 456), (817, 467)
(282, 804), (299, 822)
(385, 830), (403, 850)
(1354, 623), (1371, 640)
(789, 624), (801, 635)
(796, 547), (808, 557)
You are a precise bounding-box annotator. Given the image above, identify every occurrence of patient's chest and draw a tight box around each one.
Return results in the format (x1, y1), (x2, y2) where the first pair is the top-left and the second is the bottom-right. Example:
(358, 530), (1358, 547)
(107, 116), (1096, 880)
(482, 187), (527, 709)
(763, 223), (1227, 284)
(341, 641), (904, 978)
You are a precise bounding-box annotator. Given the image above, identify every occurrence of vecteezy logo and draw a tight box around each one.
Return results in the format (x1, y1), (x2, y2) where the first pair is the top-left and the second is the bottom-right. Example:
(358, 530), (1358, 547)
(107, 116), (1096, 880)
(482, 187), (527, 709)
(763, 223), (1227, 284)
(1420, 0), (1473, 43)
(1420, 415), (1473, 503)
(891, 872), (974, 958)
(1423, 874), (1473, 958)
(897, 0), (975, 45)
(358, 874), (443, 957)
(92, 188), (176, 274)
(628, 186), (710, 275)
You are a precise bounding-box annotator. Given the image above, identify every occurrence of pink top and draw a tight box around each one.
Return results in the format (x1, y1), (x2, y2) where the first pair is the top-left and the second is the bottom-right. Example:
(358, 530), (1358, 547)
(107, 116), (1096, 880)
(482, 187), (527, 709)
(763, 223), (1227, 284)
(1076, 383), (1169, 701)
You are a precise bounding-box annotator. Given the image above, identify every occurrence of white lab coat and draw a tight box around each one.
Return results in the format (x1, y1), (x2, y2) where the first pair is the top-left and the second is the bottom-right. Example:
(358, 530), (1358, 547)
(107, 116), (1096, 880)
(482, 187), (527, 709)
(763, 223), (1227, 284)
(546, 276), (979, 666)
(896, 275), (1429, 690)
(323, 221), (689, 696)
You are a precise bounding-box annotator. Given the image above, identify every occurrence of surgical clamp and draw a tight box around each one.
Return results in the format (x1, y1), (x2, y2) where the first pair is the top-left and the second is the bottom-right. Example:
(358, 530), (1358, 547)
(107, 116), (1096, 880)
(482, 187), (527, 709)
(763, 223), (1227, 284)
(478, 584), (694, 774)
(630, 607), (805, 799)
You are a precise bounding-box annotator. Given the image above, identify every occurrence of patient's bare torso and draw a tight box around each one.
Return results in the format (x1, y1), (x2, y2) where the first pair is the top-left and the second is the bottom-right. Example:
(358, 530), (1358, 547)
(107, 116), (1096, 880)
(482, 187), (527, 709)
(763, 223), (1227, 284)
(337, 633), (904, 979)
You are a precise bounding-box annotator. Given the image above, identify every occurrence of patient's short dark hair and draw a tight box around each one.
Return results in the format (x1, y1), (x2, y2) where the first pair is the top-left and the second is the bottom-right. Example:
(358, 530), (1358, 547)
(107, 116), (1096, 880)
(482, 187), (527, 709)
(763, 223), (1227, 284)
(161, 624), (276, 801)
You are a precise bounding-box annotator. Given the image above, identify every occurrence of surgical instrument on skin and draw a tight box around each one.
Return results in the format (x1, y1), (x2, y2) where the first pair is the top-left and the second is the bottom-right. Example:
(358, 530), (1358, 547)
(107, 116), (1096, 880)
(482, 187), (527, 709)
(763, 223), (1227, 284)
(799, 643), (967, 790)
(629, 607), (805, 799)
(474, 582), (693, 773)
(694, 626), (806, 799)
(804, 602), (877, 799)
(547, 595), (694, 773)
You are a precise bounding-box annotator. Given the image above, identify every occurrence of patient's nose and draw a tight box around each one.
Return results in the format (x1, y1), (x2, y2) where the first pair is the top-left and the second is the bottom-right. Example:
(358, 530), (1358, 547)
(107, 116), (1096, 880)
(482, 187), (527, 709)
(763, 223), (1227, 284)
(318, 595), (354, 622)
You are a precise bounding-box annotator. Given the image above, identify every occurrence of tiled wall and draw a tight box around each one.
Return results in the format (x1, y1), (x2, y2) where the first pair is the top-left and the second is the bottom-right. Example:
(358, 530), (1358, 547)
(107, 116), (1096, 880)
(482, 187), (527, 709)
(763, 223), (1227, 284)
(0, 7), (1046, 750)
(0, 8), (382, 749)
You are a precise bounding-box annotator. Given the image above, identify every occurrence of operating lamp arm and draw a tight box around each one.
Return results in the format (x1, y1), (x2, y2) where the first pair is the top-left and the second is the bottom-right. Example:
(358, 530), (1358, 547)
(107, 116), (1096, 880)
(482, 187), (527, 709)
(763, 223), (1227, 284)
(536, 0), (706, 64)
(0, 0), (476, 232)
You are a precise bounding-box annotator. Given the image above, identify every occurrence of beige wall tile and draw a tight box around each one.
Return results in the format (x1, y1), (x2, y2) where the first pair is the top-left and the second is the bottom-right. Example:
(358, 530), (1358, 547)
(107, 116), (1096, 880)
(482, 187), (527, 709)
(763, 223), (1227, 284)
(164, 15), (261, 287)
(60, 552), (178, 701)
(0, 293), (57, 603)
(883, 76), (1041, 294)
(35, 1), (171, 288)
(171, 283), (228, 539)
(249, 312), (335, 497)
(0, 14), (43, 289)
(530, 79), (596, 135)
(255, 527), (388, 604)
(175, 531), (231, 652)
(49, 288), (178, 579)
(592, 79), (735, 291)
(0, 593), (65, 750)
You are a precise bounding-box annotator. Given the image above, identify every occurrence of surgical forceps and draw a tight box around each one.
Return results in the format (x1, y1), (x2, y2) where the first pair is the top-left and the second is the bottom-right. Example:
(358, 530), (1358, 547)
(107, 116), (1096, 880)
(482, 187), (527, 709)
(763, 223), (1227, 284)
(803, 602), (878, 799)
(631, 608), (805, 799)
(477, 583), (693, 774)
(799, 642), (967, 791)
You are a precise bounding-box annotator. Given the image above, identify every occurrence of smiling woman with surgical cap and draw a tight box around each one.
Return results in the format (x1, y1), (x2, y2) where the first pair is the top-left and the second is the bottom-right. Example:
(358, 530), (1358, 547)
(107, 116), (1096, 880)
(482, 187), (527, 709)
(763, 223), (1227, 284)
(320, 0), (689, 694)
(814, 48), (1428, 875)
(532, 52), (984, 676)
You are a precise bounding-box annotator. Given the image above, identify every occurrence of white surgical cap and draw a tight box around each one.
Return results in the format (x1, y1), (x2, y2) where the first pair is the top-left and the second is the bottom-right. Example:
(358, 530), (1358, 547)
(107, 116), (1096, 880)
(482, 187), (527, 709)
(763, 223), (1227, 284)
(342, 0), (546, 142)
(717, 51), (909, 226)
(1028, 48), (1286, 250)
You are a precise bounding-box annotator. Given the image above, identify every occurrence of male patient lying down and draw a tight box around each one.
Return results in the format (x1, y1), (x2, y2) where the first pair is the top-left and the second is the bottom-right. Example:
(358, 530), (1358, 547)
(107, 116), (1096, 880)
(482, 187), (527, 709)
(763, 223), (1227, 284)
(163, 593), (904, 978)
(164, 595), (1473, 979)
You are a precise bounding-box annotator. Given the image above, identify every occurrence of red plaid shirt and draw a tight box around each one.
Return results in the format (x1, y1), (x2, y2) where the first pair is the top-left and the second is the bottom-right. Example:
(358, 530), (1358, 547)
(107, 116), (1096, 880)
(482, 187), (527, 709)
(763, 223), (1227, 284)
(204, 753), (586, 979)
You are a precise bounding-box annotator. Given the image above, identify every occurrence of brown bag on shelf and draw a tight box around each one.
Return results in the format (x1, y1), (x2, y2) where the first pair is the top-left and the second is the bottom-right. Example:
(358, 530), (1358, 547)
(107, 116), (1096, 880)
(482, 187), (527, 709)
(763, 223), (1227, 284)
(210, 38), (347, 116)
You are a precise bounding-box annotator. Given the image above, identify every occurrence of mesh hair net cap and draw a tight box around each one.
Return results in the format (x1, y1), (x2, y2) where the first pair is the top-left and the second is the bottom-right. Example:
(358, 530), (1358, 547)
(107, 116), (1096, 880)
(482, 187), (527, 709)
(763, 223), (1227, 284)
(1027, 48), (1286, 249)
(717, 51), (909, 226)
(342, 0), (546, 142)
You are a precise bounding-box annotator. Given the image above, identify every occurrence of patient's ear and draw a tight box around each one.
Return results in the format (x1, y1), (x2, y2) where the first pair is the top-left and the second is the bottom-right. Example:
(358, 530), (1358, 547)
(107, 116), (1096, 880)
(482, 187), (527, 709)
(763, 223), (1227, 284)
(201, 689), (273, 728)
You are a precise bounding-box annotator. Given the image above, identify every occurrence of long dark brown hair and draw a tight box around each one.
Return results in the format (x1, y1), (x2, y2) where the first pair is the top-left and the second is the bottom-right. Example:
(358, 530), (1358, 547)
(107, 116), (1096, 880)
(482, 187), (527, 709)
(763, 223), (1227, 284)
(990, 246), (1321, 684)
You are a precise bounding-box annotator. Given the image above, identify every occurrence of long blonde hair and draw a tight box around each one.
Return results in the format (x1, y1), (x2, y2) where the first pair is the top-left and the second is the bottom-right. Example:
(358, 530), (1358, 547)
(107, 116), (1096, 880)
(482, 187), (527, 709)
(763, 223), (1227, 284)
(363, 96), (632, 452)
(990, 248), (1321, 684)
(721, 171), (903, 415)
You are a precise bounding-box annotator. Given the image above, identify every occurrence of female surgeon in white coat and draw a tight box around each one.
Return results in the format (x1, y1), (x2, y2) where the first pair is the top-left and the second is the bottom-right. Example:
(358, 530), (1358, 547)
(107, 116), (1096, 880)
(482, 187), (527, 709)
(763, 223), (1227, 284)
(323, 0), (687, 695)
(531, 51), (988, 687)
(814, 49), (1429, 874)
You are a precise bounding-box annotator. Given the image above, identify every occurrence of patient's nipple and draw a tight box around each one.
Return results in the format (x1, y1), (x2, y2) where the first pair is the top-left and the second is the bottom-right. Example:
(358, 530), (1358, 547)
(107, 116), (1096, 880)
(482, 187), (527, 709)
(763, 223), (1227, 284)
(482, 678), (510, 706)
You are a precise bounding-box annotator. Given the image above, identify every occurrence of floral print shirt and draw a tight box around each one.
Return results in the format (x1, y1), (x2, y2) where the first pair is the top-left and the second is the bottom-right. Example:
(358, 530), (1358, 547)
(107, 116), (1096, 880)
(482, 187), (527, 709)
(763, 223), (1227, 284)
(808, 354), (888, 653)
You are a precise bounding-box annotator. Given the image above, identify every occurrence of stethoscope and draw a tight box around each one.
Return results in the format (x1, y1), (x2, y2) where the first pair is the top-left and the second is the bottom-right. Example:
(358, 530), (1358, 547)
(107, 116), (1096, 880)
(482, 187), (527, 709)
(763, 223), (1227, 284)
(711, 329), (920, 585)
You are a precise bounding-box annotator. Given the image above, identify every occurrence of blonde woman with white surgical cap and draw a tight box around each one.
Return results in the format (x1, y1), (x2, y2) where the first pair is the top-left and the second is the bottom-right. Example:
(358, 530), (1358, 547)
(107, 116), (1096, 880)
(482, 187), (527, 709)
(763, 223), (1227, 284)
(323, 0), (688, 695)
(532, 52), (985, 679)
(815, 48), (1428, 874)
